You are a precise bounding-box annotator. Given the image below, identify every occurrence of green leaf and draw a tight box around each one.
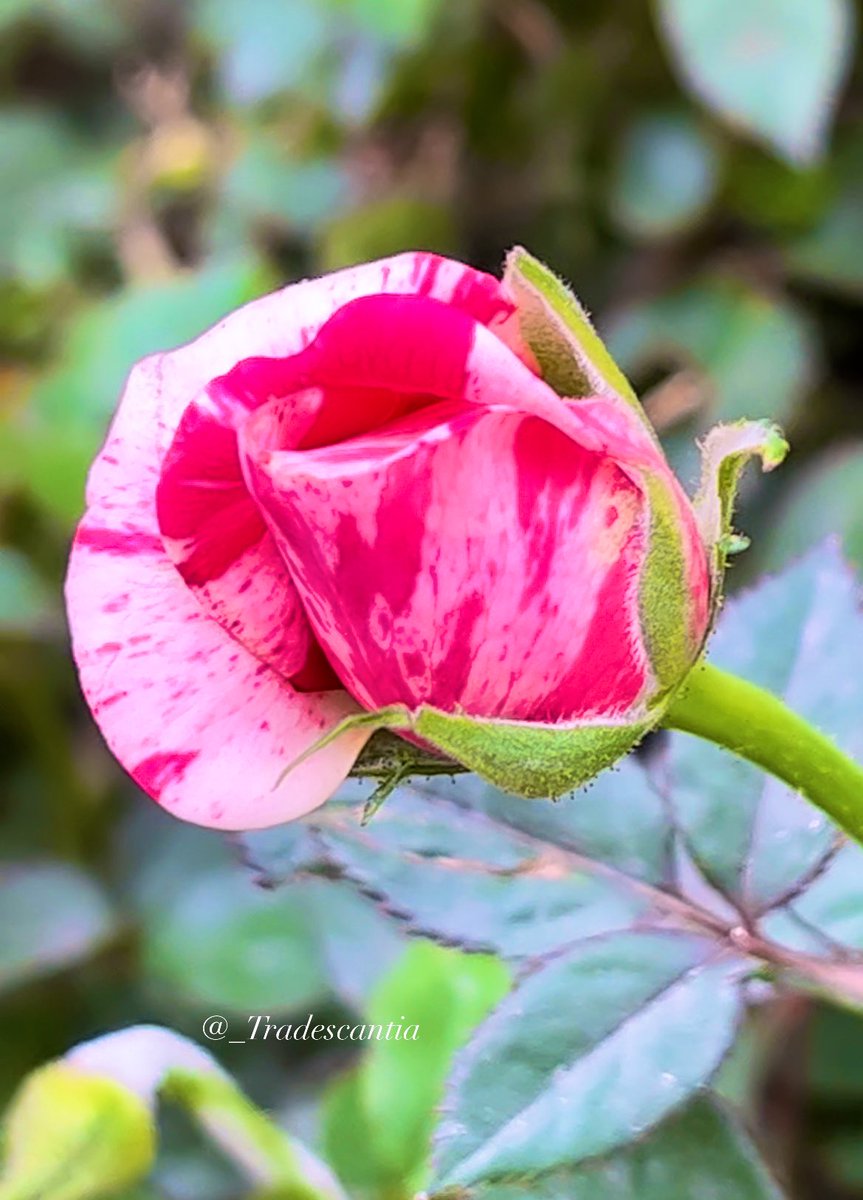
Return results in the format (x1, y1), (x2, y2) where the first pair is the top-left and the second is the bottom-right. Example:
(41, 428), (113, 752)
(141, 867), (329, 1015)
(728, 146), (832, 233)
(322, 1070), (390, 1190)
(301, 881), (405, 1009)
(431, 930), (746, 1187)
(453, 759), (673, 887)
(611, 112), (721, 240)
(33, 257), (270, 428)
(655, 0), (855, 165)
(0, 0), (126, 47)
(0, 109), (115, 287)
(666, 543), (863, 914)
(0, 863), (115, 994)
(431, 1097), (784, 1199)
(779, 843), (863, 953)
(345, 0), (444, 45)
(283, 769), (663, 958)
(224, 141), (347, 232)
(126, 803), (399, 1012)
(194, 0), (330, 105)
(9, 258), (268, 523)
(363, 944), (508, 1182)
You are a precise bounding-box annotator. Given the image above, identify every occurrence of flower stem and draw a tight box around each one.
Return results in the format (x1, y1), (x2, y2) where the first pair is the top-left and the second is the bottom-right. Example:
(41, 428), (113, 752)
(663, 661), (863, 847)
(163, 1069), (340, 1200)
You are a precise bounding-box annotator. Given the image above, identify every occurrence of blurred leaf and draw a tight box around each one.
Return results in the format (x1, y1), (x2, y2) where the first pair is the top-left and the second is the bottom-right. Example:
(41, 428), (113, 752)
(0, 109), (115, 287)
(122, 814), (327, 1015)
(125, 804), (398, 1014)
(786, 191), (863, 295)
(142, 867), (329, 1015)
(322, 1070), (387, 1189)
(0, 0), (125, 46)
(301, 879), (405, 1010)
(5, 258), (268, 523)
(729, 149), (832, 233)
(431, 931), (746, 1187)
(330, 33), (390, 124)
(760, 444), (863, 573)
(323, 943), (507, 1190)
(820, 1131), (863, 1191)
(664, 544), (863, 914)
(0, 548), (54, 634)
(224, 139), (348, 232)
(318, 196), (456, 271)
(345, 0), (444, 46)
(33, 257), (270, 427)
(432, 1097), (784, 1199)
(656, 0), (855, 164)
(0, 863), (115, 994)
(611, 112), (720, 239)
(365, 944), (508, 1180)
(0, 421), (110, 525)
(194, 0), (330, 105)
(606, 277), (817, 484)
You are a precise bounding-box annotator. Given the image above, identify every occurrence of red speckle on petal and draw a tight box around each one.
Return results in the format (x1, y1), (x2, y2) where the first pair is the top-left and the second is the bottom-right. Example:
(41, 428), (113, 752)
(132, 750), (199, 800)
(76, 528), (164, 556)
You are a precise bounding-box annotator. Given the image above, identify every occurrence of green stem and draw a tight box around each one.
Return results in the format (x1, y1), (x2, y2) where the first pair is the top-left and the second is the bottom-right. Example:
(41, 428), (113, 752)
(163, 1070), (338, 1200)
(664, 662), (863, 847)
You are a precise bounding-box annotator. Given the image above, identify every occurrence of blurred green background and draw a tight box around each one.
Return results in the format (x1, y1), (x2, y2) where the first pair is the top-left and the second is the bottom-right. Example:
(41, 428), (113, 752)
(2, 0), (863, 1196)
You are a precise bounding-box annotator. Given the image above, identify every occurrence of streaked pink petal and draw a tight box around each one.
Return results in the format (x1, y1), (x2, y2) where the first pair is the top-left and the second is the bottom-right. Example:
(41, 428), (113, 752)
(67, 512), (363, 829)
(243, 398), (650, 722)
(155, 260), (517, 686)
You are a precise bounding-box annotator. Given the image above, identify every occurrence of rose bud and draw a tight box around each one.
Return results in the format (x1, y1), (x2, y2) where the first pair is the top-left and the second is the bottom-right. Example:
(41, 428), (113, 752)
(66, 248), (786, 829)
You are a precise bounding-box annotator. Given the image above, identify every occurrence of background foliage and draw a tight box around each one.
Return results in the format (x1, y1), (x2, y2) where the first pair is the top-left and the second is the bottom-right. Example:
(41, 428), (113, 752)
(2, 1), (863, 1197)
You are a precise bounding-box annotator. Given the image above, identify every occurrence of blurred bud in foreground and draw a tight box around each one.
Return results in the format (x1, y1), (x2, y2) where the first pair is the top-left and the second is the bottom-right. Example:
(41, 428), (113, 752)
(0, 1025), (344, 1200)
(0, 1061), (154, 1200)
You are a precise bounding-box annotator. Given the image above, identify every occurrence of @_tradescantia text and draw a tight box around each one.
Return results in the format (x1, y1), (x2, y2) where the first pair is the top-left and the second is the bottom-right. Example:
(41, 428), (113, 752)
(202, 1013), (420, 1043)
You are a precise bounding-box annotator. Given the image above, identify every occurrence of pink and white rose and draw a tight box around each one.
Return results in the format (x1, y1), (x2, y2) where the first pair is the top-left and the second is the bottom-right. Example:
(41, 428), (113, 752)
(66, 249), (716, 830)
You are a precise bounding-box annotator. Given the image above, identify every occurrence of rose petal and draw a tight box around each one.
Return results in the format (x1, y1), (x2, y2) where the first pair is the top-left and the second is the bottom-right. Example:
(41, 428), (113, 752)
(244, 396), (650, 722)
(67, 506), (362, 830)
(155, 256), (517, 686)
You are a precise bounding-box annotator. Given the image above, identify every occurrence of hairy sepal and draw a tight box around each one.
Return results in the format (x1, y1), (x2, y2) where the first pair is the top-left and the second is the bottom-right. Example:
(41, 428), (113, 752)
(503, 246), (654, 430)
(695, 420), (789, 608)
(639, 472), (700, 693)
(277, 704), (657, 801)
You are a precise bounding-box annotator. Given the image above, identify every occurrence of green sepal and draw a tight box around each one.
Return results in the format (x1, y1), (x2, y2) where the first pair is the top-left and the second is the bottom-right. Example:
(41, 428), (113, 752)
(272, 706), (409, 790)
(503, 246), (652, 429)
(694, 420), (789, 605)
(0, 1063), (155, 1200)
(412, 707), (653, 798)
(639, 471), (698, 692)
(280, 703), (655, 800)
